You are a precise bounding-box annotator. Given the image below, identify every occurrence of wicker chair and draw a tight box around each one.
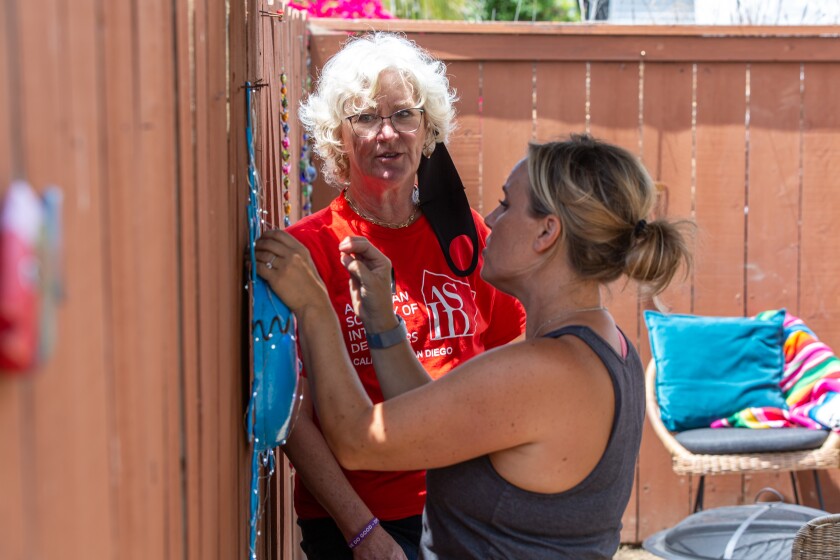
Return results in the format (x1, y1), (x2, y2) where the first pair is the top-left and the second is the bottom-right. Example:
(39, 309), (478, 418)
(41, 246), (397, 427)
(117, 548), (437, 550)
(791, 513), (840, 559)
(645, 359), (840, 512)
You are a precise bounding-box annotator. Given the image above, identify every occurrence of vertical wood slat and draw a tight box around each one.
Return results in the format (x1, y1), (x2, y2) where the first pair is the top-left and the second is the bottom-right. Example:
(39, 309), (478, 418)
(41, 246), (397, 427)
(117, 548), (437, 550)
(227, 0), (254, 556)
(100, 1), (146, 553)
(480, 61), (534, 215)
(196, 0), (219, 555)
(693, 62), (749, 509)
(800, 62), (840, 510)
(57, 0), (116, 557)
(0, 0), (12, 185)
(144, 2), (183, 552)
(109, 0), (179, 556)
(534, 61), (587, 142)
(17, 0), (111, 558)
(637, 62), (695, 539)
(742, 62), (803, 503)
(176, 0), (201, 553)
(0, 1), (30, 559)
(446, 61), (482, 208)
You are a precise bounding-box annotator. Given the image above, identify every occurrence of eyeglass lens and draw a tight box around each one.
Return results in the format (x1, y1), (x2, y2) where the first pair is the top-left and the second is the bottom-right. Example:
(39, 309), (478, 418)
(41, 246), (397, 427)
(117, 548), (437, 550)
(350, 108), (423, 137)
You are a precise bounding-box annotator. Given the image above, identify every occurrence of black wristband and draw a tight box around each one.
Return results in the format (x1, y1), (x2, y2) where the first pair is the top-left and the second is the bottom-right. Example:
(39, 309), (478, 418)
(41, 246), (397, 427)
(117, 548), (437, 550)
(366, 315), (407, 349)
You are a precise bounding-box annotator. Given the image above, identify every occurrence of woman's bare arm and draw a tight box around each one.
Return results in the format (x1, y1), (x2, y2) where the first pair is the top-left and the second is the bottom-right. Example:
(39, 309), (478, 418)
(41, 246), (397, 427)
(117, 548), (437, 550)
(255, 231), (607, 476)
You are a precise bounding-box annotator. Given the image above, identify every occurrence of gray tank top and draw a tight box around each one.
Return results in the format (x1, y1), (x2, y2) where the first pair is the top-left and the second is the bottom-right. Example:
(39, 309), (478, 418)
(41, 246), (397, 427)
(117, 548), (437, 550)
(420, 325), (644, 560)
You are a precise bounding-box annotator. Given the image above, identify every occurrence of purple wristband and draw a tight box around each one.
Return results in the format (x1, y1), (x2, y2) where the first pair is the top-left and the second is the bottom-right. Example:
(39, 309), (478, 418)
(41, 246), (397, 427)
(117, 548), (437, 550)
(347, 517), (380, 549)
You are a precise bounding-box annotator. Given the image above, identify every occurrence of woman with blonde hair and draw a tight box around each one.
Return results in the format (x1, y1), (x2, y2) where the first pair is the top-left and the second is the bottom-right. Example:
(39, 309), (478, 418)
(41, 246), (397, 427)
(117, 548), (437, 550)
(282, 32), (525, 559)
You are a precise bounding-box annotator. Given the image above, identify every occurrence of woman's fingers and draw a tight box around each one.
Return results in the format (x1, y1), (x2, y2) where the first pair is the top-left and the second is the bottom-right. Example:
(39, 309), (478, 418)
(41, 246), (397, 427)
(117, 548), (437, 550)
(255, 229), (305, 259)
(339, 236), (391, 271)
(337, 236), (396, 328)
(253, 230), (328, 312)
(254, 249), (280, 268)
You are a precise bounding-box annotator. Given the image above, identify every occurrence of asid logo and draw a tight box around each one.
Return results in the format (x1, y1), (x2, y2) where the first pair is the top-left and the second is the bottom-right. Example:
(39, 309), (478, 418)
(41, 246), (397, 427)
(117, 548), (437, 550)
(421, 270), (478, 340)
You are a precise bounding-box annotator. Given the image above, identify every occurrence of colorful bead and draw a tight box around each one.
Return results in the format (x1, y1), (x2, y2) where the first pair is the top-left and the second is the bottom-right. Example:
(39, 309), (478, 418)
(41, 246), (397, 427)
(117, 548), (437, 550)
(279, 71), (293, 224)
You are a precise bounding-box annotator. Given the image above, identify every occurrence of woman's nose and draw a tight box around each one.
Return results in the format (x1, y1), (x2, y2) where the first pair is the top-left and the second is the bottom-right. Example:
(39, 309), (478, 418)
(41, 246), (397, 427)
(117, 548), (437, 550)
(377, 117), (399, 138)
(484, 207), (498, 228)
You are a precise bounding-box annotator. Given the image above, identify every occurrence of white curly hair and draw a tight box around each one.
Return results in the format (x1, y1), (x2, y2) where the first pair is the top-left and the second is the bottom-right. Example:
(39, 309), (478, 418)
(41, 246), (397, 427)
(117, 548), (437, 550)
(299, 32), (457, 187)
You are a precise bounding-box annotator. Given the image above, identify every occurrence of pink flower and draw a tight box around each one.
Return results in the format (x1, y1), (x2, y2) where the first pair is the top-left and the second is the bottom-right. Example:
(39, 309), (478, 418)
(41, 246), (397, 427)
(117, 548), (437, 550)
(288, 0), (393, 19)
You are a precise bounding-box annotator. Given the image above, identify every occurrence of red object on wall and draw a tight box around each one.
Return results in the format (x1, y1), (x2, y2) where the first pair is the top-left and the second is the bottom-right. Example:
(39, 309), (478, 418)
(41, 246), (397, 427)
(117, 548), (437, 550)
(0, 181), (43, 373)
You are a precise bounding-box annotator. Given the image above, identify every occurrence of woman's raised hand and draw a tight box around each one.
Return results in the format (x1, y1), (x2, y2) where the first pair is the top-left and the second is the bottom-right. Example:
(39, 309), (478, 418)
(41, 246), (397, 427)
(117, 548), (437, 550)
(255, 230), (329, 314)
(339, 236), (397, 332)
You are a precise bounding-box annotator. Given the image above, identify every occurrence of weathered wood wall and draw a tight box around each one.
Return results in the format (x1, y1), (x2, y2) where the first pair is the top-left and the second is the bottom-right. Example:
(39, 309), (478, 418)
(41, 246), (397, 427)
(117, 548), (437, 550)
(0, 0), (307, 558)
(307, 20), (840, 543)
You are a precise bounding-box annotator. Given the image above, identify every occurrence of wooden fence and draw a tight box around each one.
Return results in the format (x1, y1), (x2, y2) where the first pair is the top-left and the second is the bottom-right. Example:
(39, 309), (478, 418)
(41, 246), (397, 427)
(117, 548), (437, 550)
(0, 0), (307, 558)
(307, 20), (840, 543)
(3, 4), (840, 559)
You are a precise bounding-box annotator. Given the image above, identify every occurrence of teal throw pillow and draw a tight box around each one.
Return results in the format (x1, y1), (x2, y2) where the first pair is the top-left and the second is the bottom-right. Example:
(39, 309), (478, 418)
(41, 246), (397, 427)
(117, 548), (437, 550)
(644, 309), (787, 432)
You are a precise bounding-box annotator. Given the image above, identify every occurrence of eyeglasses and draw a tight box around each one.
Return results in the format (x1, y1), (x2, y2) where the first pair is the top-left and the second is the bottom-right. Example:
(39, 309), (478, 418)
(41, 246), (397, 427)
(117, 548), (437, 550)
(346, 107), (425, 138)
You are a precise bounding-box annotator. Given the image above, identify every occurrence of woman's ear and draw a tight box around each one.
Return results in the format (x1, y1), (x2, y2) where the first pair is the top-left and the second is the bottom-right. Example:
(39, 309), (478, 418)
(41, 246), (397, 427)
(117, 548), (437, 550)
(533, 214), (561, 254)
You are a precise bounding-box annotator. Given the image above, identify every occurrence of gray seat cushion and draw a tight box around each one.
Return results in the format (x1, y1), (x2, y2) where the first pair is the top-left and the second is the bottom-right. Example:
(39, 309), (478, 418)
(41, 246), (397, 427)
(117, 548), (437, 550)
(675, 427), (829, 454)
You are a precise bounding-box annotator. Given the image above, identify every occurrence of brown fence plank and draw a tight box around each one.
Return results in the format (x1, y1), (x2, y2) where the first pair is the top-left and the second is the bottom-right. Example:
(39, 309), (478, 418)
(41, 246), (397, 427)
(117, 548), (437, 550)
(17, 0), (86, 557)
(800, 62), (840, 510)
(534, 62), (587, 142)
(742, 62), (804, 504)
(0, 382), (24, 560)
(637, 62), (696, 541)
(100, 1), (143, 555)
(209, 0), (231, 556)
(480, 61), (534, 215)
(0, 1), (24, 555)
(0, 1), (12, 186)
(230, 1), (253, 558)
(176, 0), (202, 556)
(101, 0), (180, 556)
(694, 62), (749, 509)
(58, 0), (117, 558)
(801, 62), (840, 389)
(195, 0), (222, 556)
(138, 0), (181, 553)
(445, 61), (482, 207)
(745, 63), (802, 317)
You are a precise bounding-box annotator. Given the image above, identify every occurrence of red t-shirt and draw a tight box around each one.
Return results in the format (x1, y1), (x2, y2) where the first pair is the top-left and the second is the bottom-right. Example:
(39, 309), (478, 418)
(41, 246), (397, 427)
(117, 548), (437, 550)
(287, 194), (525, 521)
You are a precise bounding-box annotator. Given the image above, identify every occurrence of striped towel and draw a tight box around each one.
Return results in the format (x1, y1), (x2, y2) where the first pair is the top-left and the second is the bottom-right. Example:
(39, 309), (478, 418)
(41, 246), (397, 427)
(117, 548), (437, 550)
(712, 311), (840, 431)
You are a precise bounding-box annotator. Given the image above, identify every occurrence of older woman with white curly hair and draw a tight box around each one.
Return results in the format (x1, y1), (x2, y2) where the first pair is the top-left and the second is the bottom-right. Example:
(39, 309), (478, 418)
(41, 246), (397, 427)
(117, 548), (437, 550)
(280, 32), (525, 560)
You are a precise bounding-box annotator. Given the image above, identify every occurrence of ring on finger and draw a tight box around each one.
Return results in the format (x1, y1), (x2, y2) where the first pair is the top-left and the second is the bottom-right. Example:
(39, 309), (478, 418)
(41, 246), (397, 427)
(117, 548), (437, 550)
(266, 255), (277, 269)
